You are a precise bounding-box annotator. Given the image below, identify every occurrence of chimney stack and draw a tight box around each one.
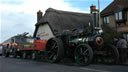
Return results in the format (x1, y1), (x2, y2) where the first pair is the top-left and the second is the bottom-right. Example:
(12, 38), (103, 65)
(90, 5), (99, 28)
(37, 10), (43, 22)
(90, 5), (96, 14)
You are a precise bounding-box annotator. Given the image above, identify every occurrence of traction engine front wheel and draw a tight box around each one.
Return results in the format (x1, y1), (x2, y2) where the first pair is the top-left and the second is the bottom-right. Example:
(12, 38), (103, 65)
(74, 44), (93, 66)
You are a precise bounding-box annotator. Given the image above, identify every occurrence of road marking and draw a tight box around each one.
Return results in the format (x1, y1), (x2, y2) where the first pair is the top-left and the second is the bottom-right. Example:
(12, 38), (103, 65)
(80, 67), (111, 72)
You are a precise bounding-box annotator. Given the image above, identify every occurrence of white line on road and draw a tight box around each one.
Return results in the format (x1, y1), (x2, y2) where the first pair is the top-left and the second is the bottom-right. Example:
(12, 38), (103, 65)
(80, 67), (111, 72)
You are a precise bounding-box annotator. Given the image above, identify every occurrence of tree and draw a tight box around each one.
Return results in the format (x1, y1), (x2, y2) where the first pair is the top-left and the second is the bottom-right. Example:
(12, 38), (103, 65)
(101, 24), (122, 44)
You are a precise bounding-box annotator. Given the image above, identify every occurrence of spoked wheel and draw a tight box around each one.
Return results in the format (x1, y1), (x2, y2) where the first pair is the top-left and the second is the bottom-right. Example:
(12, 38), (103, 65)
(12, 49), (17, 58)
(45, 38), (64, 63)
(2, 46), (6, 56)
(5, 49), (10, 57)
(12, 46), (17, 58)
(31, 52), (37, 60)
(22, 52), (27, 59)
(74, 44), (93, 66)
(103, 44), (119, 64)
(5, 52), (10, 57)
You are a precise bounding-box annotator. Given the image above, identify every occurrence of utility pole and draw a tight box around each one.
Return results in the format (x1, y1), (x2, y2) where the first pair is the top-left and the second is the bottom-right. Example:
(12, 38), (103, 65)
(98, 0), (101, 28)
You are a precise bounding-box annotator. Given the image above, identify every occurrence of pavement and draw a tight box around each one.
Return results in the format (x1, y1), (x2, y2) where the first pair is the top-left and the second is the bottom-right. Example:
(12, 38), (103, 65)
(0, 56), (128, 72)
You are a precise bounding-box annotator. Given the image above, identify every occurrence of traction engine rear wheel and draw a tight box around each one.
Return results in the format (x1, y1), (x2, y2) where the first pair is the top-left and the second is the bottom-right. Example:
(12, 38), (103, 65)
(45, 38), (64, 63)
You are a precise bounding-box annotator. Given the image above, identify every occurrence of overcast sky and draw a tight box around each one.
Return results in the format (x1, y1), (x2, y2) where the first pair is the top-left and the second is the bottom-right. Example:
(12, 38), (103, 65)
(0, 0), (113, 43)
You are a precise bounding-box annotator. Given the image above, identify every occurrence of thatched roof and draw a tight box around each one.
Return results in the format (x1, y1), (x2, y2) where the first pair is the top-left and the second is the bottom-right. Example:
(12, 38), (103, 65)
(34, 8), (93, 37)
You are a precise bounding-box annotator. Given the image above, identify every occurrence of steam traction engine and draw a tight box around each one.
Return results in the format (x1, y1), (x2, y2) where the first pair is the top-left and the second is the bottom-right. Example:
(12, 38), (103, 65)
(45, 27), (119, 66)
(44, 9), (119, 66)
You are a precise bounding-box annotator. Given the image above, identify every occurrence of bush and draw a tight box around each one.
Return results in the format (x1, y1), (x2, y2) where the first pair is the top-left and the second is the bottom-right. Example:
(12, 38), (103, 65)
(102, 32), (122, 44)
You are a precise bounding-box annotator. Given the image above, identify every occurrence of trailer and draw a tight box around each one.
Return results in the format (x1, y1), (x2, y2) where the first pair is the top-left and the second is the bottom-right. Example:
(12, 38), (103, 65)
(19, 39), (47, 59)
(2, 32), (47, 60)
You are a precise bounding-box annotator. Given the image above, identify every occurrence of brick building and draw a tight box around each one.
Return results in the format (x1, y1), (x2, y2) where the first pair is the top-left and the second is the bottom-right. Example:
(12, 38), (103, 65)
(101, 0), (128, 41)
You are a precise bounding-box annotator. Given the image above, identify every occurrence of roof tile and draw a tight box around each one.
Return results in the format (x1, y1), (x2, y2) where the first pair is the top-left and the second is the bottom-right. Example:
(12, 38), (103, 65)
(101, 0), (128, 16)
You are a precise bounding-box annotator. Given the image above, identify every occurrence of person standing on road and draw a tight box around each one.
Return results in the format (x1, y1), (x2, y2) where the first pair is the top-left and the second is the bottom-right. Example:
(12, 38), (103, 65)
(116, 36), (127, 64)
(113, 37), (118, 46)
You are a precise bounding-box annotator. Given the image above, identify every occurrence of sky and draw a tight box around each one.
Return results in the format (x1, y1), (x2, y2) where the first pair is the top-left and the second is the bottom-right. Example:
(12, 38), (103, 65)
(0, 0), (113, 43)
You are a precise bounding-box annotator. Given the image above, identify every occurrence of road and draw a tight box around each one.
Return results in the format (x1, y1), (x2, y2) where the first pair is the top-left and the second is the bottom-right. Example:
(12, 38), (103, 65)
(0, 56), (128, 72)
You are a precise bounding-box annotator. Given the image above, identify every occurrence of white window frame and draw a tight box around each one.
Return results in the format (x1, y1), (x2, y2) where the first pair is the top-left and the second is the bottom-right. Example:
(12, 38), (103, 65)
(126, 33), (128, 41)
(115, 11), (123, 21)
(107, 16), (109, 23)
(123, 33), (128, 42)
(119, 11), (123, 20)
(103, 16), (109, 24)
(115, 13), (118, 21)
(104, 17), (106, 24)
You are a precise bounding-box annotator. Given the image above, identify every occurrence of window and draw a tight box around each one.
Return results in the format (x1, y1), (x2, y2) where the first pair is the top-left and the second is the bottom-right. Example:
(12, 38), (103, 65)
(119, 11), (123, 20)
(115, 13), (118, 21)
(103, 16), (109, 24)
(15, 37), (26, 43)
(107, 16), (109, 23)
(126, 35), (127, 41)
(115, 11), (123, 21)
(126, 33), (128, 41)
(123, 33), (128, 42)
